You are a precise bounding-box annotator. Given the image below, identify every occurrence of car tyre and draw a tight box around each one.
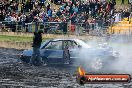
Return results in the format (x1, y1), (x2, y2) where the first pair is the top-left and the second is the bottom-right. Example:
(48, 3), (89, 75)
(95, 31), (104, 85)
(91, 57), (103, 71)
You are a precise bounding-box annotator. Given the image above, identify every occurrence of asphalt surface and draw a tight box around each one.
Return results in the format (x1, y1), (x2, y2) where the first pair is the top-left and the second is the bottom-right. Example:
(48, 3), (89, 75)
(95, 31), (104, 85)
(0, 47), (132, 88)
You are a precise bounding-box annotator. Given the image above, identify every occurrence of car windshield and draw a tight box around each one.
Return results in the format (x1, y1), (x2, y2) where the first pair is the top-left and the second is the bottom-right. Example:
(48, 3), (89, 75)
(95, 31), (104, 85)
(40, 39), (51, 49)
(75, 39), (91, 48)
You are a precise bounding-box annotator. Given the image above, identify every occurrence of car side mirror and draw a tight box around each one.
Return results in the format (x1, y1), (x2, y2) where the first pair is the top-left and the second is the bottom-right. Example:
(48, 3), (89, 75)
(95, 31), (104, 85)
(78, 45), (82, 48)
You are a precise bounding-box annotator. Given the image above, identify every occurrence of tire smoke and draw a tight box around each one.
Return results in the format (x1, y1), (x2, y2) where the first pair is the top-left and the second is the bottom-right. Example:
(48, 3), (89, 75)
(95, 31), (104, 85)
(74, 36), (132, 74)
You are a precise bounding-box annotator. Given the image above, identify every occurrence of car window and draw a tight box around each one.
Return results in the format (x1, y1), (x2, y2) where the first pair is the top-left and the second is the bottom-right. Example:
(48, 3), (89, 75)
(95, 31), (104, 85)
(64, 41), (78, 49)
(45, 41), (62, 50)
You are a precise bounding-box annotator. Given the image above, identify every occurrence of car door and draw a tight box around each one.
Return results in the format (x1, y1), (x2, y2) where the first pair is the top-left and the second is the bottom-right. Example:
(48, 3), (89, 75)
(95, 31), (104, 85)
(41, 40), (64, 64)
(63, 40), (79, 64)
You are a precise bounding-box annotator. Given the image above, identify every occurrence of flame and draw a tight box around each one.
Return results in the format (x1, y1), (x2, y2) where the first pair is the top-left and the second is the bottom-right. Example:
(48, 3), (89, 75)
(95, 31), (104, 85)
(78, 66), (86, 76)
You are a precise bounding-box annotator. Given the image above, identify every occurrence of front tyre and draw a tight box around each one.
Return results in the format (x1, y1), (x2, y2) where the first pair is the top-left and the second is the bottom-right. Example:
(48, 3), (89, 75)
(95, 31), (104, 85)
(91, 57), (103, 71)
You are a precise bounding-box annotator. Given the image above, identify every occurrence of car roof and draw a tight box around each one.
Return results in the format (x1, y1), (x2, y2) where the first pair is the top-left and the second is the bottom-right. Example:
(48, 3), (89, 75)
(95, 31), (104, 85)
(40, 38), (80, 49)
(51, 38), (80, 41)
(51, 38), (91, 48)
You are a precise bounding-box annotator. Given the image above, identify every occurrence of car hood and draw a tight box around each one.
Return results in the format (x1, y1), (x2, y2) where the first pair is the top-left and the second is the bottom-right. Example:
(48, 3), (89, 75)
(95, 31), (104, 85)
(23, 49), (33, 56)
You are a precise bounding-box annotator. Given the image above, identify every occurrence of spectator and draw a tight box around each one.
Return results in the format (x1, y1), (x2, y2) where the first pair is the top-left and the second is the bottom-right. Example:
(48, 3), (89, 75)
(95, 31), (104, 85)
(20, 13), (26, 30)
(0, 0), (118, 33)
(85, 2), (89, 14)
(34, 15), (39, 32)
(47, 7), (52, 18)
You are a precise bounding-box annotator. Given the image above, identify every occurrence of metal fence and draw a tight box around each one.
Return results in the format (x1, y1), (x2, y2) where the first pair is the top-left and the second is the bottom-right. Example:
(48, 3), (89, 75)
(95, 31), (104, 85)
(0, 21), (110, 36)
(0, 21), (66, 32)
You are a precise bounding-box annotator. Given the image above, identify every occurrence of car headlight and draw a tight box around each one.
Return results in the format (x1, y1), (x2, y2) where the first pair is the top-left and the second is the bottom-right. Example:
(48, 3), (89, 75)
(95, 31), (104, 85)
(18, 52), (24, 58)
(20, 53), (23, 57)
(112, 51), (119, 57)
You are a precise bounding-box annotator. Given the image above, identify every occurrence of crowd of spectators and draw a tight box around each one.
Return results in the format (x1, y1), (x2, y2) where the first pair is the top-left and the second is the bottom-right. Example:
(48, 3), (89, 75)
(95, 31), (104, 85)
(0, 0), (125, 33)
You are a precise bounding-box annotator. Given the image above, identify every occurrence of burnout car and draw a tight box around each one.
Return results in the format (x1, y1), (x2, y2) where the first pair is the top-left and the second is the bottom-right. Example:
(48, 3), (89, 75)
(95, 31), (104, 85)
(19, 39), (119, 70)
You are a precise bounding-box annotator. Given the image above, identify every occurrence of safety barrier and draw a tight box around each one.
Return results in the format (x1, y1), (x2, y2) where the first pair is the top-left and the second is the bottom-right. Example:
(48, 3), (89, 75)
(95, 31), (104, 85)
(0, 21), (120, 36)
(108, 23), (132, 35)
(1, 21), (67, 33)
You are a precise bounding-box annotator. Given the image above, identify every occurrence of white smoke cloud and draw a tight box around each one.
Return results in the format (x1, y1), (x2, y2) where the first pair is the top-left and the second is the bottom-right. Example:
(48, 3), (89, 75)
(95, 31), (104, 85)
(110, 42), (132, 73)
(74, 35), (132, 74)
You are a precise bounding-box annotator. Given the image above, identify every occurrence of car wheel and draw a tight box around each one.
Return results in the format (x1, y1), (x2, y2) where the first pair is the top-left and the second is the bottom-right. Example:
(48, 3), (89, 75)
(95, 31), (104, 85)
(32, 57), (47, 66)
(91, 57), (103, 71)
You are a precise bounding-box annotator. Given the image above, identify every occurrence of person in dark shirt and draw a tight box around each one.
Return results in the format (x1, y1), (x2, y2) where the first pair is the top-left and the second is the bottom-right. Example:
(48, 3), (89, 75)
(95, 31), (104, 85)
(34, 16), (39, 32)
(30, 30), (43, 66)
(85, 2), (89, 14)
(0, 12), (5, 21)
(32, 31), (42, 48)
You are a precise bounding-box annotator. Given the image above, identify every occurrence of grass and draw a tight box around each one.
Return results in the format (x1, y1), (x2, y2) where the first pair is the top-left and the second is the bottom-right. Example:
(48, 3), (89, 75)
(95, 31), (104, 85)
(115, 0), (130, 11)
(116, 0), (129, 5)
(0, 35), (50, 43)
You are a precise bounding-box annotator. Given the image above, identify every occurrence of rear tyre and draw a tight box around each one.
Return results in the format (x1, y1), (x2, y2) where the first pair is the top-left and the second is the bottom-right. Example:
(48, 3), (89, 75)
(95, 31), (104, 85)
(32, 57), (44, 66)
